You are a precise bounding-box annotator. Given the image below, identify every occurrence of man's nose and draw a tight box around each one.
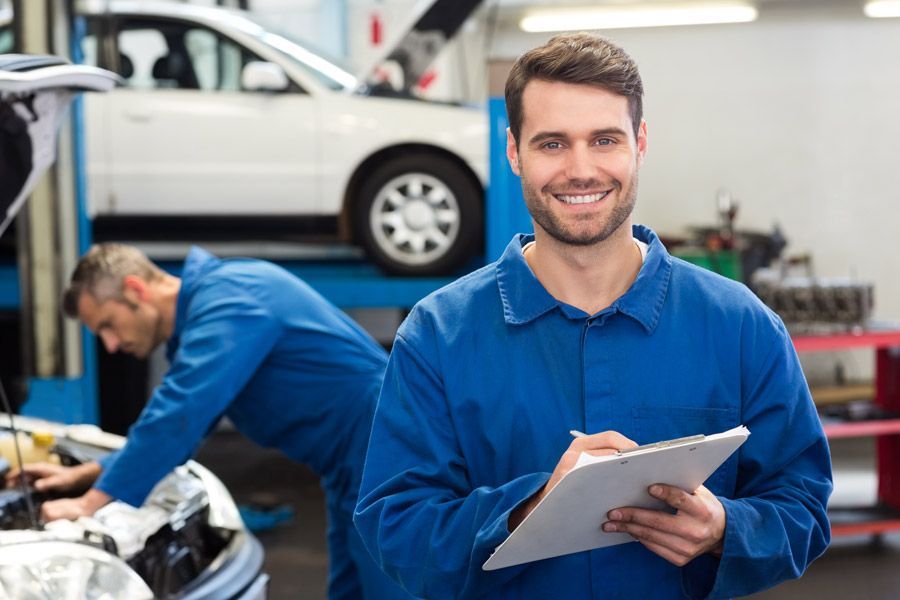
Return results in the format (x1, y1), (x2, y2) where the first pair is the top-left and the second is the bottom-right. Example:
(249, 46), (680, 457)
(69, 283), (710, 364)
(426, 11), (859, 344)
(99, 330), (120, 353)
(564, 144), (596, 181)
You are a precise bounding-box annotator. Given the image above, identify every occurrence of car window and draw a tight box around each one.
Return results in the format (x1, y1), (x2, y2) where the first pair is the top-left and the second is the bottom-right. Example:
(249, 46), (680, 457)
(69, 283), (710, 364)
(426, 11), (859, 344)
(116, 17), (259, 92)
(78, 31), (99, 68)
(0, 14), (12, 54)
(0, 28), (11, 54)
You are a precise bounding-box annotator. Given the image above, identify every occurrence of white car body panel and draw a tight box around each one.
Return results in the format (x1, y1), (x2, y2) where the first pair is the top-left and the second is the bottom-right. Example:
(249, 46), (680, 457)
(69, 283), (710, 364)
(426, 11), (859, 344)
(86, 89), (319, 215)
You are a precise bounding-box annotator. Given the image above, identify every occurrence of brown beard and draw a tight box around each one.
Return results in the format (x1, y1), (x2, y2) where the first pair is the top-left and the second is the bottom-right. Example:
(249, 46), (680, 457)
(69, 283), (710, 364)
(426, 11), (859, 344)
(520, 168), (638, 246)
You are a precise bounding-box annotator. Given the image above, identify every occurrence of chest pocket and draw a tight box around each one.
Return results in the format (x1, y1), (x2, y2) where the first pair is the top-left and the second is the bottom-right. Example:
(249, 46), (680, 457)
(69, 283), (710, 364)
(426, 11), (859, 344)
(632, 405), (739, 495)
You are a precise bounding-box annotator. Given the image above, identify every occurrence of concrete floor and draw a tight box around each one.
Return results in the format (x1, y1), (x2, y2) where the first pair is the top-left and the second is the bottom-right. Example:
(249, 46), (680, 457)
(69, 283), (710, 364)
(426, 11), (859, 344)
(196, 432), (900, 600)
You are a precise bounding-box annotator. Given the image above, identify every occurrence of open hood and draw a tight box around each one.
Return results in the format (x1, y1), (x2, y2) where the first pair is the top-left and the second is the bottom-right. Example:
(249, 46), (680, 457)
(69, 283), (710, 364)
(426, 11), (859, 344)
(0, 54), (119, 238)
(358, 0), (484, 95)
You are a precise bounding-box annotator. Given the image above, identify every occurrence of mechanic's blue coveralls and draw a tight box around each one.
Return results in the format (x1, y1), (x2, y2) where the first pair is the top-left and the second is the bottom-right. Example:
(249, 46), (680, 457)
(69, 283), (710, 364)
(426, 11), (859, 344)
(96, 247), (408, 599)
(355, 226), (832, 599)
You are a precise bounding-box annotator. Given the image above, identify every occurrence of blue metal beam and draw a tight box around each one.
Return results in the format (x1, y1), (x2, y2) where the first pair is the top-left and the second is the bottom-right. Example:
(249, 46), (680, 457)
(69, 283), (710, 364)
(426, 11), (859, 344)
(0, 263), (19, 311)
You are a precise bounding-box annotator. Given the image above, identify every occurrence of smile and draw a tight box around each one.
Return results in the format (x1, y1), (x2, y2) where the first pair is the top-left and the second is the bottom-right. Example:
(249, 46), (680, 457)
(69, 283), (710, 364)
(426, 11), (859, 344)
(555, 191), (610, 205)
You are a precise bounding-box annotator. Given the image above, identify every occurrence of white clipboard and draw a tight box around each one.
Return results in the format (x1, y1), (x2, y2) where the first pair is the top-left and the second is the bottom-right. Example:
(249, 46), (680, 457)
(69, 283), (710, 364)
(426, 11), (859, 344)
(483, 425), (750, 571)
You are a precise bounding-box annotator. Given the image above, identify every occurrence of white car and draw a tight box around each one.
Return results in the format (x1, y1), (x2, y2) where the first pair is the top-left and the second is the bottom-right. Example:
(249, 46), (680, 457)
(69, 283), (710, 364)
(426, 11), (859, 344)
(3, 1), (488, 275)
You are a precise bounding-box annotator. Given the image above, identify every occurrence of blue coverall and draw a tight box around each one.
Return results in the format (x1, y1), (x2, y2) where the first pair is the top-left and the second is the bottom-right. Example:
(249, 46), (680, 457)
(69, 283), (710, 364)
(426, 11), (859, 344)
(97, 247), (408, 599)
(355, 226), (832, 599)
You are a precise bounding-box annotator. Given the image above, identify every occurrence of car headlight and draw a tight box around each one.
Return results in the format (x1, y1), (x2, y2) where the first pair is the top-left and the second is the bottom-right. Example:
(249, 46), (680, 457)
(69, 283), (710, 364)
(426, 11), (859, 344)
(0, 540), (153, 600)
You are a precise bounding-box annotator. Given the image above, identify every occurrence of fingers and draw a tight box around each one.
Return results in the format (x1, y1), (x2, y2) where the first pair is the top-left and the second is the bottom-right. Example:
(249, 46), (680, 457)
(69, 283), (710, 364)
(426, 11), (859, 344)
(604, 483), (726, 566)
(649, 484), (716, 519)
(570, 431), (637, 455)
(4, 468), (21, 488)
(4, 464), (47, 488)
(4, 463), (74, 492)
(41, 499), (80, 522)
(603, 507), (707, 554)
(604, 518), (698, 565)
(32, 473), (65, 492)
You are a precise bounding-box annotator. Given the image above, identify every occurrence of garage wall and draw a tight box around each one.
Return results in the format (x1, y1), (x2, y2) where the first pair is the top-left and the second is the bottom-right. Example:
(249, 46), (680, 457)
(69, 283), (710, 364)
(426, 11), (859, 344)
(491, 1), (900, 323)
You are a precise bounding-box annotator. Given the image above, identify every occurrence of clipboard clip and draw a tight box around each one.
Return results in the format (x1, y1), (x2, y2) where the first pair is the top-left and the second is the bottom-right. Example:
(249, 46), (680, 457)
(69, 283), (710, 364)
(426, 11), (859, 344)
(616, 434), (706, 456)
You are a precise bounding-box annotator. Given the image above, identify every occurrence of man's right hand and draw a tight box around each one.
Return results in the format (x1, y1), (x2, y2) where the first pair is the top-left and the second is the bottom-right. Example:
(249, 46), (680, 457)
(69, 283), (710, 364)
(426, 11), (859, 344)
(509, 431), (637, 530)
(4, 461), (102, 494)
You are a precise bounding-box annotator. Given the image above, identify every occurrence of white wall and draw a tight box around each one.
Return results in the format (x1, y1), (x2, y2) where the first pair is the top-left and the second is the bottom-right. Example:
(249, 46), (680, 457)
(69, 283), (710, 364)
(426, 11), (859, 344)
(493, 2), (900, 323)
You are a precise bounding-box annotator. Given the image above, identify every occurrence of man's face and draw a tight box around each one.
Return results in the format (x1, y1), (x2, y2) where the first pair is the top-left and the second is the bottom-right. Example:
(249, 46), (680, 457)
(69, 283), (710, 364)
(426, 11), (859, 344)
(507, 80), (647, 247)
(77, 279), (163, 359)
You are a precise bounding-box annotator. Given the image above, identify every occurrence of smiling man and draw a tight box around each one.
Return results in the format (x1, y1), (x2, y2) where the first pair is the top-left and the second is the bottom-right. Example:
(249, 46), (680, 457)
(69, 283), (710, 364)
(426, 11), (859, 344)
(354, 33), (832, 599)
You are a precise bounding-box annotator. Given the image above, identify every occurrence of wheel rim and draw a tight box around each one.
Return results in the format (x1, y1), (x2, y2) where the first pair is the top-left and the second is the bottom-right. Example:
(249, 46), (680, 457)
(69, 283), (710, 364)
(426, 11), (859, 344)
(369, 172), (461, 267)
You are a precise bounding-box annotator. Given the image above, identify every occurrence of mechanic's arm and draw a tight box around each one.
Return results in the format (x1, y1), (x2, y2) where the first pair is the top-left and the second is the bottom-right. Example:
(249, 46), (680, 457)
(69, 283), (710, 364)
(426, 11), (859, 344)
(684, 323), (831, 599)
(43, 292), (282, 521)
(354, 332), (631, 599)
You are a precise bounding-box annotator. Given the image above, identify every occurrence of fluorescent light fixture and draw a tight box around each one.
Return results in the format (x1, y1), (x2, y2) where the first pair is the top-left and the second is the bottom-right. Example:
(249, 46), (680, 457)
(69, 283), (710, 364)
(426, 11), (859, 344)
(519, 2), (758, 32)
(864, 1), (900, 18)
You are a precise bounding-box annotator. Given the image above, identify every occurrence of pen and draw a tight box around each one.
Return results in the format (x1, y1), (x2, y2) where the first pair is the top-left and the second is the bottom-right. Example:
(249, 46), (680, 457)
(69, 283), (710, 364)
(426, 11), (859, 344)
(569, 429), (587, 438)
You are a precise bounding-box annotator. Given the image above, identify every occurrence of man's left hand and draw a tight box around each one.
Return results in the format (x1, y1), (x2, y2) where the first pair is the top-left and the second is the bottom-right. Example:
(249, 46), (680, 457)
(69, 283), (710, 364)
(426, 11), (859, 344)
(602, 484), (725, 566)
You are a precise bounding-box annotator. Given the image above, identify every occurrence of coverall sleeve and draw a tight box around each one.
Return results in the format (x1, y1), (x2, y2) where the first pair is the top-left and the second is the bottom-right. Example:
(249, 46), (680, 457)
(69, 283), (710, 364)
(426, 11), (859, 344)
(684, 321), (833, 599)
(94, 291), (282, 507)
(354, 333), (550, 599)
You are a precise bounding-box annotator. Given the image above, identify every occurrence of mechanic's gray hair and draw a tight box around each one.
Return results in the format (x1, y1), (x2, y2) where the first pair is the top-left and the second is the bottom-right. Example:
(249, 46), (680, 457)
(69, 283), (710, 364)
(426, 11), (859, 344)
(62, 243), (165, 318)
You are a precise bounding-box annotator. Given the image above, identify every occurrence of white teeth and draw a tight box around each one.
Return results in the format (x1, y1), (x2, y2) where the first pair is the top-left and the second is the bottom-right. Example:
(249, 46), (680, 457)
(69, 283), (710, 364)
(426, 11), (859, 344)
(557, 191), (609, 204)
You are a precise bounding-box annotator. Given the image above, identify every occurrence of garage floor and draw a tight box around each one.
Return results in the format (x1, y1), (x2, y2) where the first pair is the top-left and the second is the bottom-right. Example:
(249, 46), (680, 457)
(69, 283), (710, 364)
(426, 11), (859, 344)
(195, 432), (900, 600)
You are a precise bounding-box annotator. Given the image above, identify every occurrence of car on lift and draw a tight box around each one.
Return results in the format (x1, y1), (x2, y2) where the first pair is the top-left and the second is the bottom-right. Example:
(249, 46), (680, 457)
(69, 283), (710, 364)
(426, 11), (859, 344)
(47, 0), (488, 276)
(0, 414), (268, 599)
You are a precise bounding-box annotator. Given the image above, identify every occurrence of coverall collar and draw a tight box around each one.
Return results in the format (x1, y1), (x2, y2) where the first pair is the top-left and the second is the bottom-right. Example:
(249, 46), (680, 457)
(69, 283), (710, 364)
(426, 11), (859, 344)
(169, 246), (221, 358)
(495, 224), (671, 334)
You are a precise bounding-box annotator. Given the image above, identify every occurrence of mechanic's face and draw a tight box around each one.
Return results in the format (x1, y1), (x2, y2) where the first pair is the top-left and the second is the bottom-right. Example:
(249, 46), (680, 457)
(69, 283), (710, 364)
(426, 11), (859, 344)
(77, 277), (164, 359)
(507, 80), (647, 247)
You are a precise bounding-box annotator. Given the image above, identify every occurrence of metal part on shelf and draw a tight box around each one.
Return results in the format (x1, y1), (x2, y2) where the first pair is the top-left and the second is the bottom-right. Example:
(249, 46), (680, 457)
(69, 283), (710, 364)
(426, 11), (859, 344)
(754, 275), (874, 327)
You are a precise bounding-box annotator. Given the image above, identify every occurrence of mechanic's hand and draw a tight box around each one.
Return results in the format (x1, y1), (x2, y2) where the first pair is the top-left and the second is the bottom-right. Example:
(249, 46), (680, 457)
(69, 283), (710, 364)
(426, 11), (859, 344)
(5, 461), (101, 494)
(603, 484), (726, 566)
(41, 488), (112, 522)
(509, 431), (637, 530)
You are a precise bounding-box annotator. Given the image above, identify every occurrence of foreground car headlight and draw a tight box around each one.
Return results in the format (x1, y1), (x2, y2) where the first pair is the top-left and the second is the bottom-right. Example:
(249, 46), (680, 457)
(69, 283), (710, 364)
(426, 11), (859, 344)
(0, 541), (152, 600)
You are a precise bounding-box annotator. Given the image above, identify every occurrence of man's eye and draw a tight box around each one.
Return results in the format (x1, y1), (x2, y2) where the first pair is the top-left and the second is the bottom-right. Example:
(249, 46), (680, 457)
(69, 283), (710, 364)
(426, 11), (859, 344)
(595, 138), (614, 146)
(542, 141), (562, 150)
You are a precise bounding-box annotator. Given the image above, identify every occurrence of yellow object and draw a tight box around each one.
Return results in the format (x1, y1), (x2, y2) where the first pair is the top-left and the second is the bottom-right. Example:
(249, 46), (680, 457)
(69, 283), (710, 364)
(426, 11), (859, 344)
(0, 431), (58, 469)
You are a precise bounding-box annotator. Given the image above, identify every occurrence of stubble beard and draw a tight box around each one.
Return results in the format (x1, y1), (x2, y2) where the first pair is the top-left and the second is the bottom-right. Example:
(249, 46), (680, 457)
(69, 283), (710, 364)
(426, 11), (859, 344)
(125, 299), (163, 359)
(521, 169), (638, 247)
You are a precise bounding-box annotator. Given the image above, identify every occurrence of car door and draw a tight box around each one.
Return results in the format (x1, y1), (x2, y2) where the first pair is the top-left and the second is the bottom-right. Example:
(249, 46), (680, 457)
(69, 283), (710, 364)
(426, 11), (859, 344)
(89, 15), (319, 216)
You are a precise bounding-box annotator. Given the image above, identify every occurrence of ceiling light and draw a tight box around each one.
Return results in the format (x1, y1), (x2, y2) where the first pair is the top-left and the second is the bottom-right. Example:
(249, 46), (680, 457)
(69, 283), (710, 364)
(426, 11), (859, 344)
(864, 1), (900, 18)
(519, 2), (758, 32)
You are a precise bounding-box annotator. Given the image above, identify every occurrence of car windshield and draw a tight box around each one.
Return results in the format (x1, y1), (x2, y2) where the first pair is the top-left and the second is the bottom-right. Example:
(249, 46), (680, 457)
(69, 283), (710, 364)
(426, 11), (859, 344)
(248, 14), (357, 92)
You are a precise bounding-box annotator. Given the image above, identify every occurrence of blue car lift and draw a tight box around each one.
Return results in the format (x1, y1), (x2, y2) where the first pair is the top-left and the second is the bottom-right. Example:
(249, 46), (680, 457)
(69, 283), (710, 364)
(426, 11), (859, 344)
(6, 96), (531, 424)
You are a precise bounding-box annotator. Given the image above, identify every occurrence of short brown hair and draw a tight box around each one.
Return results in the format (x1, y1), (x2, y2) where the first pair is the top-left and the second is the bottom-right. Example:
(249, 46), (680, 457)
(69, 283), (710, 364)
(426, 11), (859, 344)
(62, 243), (165, 318)
(505, 33), (644, 144)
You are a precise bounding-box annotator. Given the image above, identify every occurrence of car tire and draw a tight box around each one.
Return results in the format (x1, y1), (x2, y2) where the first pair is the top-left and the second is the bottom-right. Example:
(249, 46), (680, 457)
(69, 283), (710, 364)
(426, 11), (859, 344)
(354, 154), (482, 276)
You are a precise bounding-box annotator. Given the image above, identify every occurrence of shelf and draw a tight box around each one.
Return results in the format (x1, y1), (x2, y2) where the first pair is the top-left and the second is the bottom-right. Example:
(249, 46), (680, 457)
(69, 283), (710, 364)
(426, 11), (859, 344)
(811, 383), (874, 406)
(792, 330), (900, 353)
(822, 419), (900, 439)
(829, 506), (900, 537)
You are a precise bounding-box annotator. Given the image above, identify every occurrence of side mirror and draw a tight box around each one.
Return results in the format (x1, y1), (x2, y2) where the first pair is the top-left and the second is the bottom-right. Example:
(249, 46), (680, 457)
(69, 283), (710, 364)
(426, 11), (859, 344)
(241, 61), (289, 92)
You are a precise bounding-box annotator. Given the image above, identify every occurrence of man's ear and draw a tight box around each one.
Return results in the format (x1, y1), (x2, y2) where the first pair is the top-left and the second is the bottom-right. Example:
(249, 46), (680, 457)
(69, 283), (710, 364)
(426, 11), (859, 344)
(636, 119), (648, 167)
(506, 128), (521, 176)
(121, 275), (150, 304)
